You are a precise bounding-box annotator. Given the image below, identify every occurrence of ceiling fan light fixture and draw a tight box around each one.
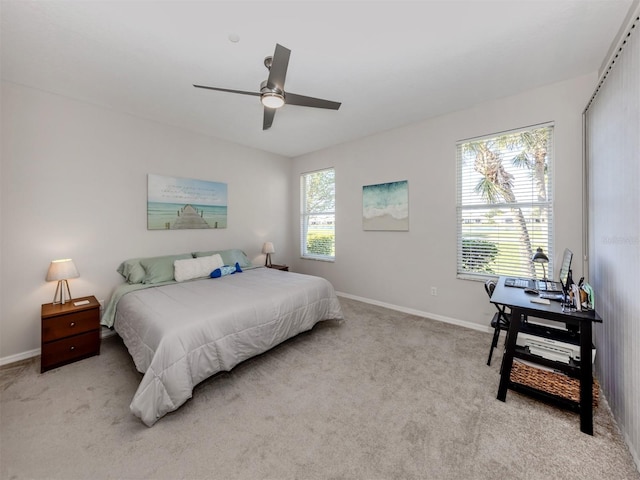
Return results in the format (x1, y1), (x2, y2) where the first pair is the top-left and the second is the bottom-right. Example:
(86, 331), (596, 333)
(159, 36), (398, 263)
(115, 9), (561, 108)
(261, 92), (285, 109)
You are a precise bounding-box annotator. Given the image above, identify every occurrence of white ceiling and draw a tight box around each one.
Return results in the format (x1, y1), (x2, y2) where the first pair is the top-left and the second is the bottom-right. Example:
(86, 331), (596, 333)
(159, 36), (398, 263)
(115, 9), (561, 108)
(1, 0), (633, 157)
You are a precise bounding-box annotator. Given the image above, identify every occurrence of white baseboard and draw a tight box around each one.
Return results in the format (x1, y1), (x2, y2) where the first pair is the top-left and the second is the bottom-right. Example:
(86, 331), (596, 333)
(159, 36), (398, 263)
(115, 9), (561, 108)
(0, 347), (41, 367)
(0, 327), (116, 367)
(2, 297), (489, 367)
(336, 291), (491, 334)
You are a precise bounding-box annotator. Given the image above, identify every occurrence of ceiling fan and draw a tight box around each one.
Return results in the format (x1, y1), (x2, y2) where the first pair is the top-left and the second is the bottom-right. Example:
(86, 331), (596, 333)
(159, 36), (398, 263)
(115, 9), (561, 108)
(194, 44), (341, 130)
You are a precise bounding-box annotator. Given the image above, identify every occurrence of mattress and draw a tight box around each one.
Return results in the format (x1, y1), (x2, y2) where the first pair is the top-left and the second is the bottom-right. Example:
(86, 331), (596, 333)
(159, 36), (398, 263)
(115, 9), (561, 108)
(113, 267), (343, 426)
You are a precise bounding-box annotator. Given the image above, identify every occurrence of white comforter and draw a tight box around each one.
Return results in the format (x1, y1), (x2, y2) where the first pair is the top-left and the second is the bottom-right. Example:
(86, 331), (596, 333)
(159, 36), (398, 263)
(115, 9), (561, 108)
(114, 268), (343, 426)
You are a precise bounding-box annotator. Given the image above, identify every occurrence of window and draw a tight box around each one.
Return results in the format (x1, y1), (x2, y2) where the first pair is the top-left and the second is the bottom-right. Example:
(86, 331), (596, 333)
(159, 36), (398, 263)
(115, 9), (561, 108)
(301, 168), (335, 261)
(456, 123), (554, 279)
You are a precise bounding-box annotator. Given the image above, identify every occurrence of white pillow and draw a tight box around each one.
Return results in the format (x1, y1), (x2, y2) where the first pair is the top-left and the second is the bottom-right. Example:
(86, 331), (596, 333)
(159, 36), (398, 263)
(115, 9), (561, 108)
(174, 254), (224, 282)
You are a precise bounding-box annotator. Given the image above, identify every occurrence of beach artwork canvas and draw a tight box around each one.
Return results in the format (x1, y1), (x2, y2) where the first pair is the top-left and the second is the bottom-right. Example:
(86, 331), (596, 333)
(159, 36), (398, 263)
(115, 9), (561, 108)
(147, 174), (228, 230)
(362, 180), (409, 231)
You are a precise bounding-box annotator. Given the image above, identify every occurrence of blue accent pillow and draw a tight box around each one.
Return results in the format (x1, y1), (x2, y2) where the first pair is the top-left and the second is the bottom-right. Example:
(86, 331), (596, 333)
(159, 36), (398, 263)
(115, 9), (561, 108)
(210, 262), (243, 278)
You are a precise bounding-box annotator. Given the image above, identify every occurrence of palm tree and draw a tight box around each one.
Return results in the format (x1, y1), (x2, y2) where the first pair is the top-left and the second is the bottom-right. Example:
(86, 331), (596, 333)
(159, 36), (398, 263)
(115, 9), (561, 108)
(504, 127), (550, 203)
(464, 140), (536, 276)
(463, 127), (551, 277)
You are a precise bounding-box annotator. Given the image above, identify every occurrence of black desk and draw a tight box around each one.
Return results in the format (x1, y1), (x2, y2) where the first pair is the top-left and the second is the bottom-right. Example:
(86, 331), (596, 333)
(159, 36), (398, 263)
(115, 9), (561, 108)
(490, 276), (602, 435)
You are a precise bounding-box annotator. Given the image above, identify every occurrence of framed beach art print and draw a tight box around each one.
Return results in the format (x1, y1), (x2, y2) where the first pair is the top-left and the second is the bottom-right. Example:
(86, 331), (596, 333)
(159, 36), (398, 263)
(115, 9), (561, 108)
(147, 174), (228, 230)
(362, 180), (409, 231)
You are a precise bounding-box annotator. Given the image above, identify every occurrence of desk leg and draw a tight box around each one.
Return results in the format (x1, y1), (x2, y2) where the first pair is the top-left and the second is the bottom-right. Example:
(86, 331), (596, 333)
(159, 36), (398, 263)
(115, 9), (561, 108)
(580, 320), (594, 435)
(497, 308), (522, 401)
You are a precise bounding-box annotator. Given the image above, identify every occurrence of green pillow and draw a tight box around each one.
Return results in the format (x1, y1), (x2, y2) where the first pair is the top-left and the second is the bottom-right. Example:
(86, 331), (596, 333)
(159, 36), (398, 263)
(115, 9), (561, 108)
(192, 250), (218, 259)
(117, 258), (146, 284)
(140, 253), (192, 284)
(193, 249), (252, 268)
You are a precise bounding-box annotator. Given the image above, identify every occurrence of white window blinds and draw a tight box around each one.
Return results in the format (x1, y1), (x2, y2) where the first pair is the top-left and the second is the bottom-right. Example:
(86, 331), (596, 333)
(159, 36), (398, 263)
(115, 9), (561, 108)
(300, 168), (335, 261)
(456, 124), (554, 279)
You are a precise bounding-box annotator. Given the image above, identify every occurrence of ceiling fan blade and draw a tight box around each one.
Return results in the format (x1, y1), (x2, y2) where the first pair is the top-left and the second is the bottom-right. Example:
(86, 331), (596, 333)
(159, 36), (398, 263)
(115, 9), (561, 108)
(266, 44), (291, 90)
(263, 107), (276, 130)
(285, 92), (341, 110)
(193, 84), (261, 97)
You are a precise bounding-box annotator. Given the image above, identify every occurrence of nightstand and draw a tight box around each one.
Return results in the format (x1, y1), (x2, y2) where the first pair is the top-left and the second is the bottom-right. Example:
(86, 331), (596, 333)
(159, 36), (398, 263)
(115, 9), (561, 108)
(268, 264), (289, 271)
(41, 295), (101, 373)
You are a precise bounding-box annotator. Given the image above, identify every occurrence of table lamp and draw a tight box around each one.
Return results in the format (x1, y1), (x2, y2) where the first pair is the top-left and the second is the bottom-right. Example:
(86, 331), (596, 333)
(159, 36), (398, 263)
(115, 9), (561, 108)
(531, 247), (549, 288)
(262, 242), (275, 267)
(46, 259), (79, 305)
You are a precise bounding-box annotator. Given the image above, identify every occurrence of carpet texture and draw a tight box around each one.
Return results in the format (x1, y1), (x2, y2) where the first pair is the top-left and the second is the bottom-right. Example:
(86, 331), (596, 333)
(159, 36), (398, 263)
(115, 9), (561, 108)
(1, 297), (638, 480)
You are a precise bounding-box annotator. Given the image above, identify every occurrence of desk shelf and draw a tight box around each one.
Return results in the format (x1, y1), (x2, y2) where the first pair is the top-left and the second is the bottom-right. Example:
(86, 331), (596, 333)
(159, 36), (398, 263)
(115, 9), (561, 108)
(515, 320), (594, 379)
(513, 346), (581, 378)
(519, 321), (580, 345)
(509, 382), (582, 412)
(509, 359), (599, 407)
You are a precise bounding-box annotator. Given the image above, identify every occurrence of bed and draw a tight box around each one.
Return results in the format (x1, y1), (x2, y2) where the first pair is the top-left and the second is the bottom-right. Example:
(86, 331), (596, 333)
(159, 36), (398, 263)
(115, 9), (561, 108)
(102, 250), (344, 426)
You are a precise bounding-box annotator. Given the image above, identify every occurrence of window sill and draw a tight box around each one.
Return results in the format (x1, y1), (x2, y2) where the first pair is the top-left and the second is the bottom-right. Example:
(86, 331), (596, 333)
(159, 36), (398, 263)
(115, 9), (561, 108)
(300, 256), (335, 263)
(457, 273), (498, 282)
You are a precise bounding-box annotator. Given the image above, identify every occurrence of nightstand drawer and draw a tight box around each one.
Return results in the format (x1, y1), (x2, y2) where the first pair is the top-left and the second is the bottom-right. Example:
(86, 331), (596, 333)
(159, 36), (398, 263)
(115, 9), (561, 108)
(41, 330), (101, 371)
(42, 309), (99, 342)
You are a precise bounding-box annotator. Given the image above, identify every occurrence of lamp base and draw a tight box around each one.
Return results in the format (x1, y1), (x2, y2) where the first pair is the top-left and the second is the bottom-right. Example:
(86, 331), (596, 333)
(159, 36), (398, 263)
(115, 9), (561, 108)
(265, 253), (272, 268)
(52, 279), (73, 305)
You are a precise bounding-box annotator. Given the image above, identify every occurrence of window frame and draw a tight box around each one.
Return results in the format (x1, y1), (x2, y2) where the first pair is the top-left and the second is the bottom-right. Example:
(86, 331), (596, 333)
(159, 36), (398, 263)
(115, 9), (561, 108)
(300, 167), (336, 262)
(456, 123), (555, 281)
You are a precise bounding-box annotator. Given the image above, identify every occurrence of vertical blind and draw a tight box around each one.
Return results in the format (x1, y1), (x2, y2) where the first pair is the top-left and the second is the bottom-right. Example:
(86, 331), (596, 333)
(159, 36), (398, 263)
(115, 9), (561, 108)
(585, 11), (639, 466)
(300, 168), (336, 260)
(456, 123), (554, 279)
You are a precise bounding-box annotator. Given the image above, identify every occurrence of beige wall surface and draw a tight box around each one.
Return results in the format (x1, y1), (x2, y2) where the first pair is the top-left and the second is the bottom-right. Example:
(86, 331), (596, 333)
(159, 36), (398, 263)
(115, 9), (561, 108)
(1, 73), (598, 361)
(0, 82), (292, 362)
(290, 73), (598, 331)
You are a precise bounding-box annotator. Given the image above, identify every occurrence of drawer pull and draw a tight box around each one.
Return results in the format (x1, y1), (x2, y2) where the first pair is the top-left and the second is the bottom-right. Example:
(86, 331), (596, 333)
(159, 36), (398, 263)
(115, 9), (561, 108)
(69, 322), (76, 327)
(70, 346), (75, 351)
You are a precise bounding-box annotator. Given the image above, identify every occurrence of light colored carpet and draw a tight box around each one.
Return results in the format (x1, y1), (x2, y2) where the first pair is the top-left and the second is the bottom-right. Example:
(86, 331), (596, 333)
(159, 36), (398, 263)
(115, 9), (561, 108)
(1, 297), (638, 480)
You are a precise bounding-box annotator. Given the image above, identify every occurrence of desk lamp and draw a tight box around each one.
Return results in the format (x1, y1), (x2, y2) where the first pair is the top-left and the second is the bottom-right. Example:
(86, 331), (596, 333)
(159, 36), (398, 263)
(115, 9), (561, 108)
(46, 259), (79, 305)
(262, 242), (275, 267)
(532, 247), (549, 289)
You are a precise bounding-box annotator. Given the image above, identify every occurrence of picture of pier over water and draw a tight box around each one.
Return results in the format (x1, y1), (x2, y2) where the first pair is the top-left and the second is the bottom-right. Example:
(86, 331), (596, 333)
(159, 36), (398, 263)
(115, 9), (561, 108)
(147, 174), (228, 230)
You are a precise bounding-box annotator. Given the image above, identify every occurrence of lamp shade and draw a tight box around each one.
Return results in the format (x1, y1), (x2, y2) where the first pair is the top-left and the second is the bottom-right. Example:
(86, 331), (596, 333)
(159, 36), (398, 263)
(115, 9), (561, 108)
(531, 247), (549, 282)
(531, 247), (549, 264)
(262, 242), (275, 254)
(46, 259), (80, 281)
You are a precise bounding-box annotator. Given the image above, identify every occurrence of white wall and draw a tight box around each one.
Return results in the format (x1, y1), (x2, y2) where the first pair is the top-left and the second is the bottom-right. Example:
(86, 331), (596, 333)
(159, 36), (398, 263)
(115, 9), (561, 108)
(0, 81), (292, 362)
(291, 73), (597, 330)
(0, 73), (599, 360)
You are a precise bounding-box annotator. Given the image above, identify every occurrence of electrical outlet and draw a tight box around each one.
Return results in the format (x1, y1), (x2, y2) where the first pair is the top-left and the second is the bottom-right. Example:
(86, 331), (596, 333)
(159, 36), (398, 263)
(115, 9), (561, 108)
(430, 287), (437, 296)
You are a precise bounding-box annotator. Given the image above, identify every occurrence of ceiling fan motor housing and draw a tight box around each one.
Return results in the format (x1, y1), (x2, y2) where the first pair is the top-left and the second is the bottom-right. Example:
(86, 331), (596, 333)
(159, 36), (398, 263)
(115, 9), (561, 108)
(260, 80), (284, 96)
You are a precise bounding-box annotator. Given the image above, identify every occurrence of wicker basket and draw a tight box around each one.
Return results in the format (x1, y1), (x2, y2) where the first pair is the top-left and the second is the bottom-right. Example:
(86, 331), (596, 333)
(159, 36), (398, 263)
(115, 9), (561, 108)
(510, 361), (599, 406)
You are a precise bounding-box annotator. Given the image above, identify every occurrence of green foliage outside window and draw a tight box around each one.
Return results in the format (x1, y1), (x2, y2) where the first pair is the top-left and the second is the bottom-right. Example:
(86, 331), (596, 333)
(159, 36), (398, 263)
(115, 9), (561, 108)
(461, 239), (498, 273)
(307, 232), (335, 256)
(301, 168), (336, 260)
